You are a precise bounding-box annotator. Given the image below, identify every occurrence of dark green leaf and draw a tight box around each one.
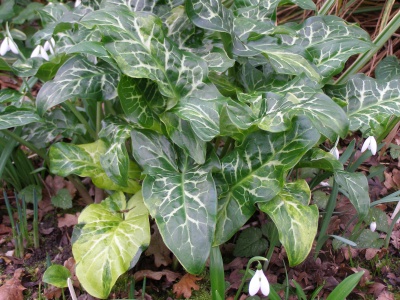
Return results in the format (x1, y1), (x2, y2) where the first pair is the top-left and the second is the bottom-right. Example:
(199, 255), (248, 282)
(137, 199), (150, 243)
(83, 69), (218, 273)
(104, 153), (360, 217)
(233, 227), (268, 257)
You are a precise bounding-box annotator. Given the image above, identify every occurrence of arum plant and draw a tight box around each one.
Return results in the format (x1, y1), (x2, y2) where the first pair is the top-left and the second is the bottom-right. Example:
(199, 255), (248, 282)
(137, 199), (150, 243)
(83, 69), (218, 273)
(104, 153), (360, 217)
(0, 0), (400, 298)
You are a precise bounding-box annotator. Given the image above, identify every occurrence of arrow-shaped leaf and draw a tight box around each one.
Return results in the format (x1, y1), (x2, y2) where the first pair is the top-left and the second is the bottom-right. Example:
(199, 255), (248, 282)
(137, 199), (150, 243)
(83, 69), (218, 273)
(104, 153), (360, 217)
(36, 55), (119, 115)
(259, 180), (319, 266)
(72, 191), (150, 299)
(214, 116), (320, 245)
(325, 74), (400, 132)
(131, 129), (218, 274)
(334, 170), (370, 220)
(50, 140), (141, 193)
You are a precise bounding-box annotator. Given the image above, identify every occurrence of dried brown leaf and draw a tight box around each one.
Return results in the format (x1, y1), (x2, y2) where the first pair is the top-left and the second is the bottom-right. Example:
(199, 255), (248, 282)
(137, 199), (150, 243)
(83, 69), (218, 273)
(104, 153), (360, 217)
(377, 291), (395, 300)
(0, 268), (25, 300)
(58, 213), (80, 228)
(173, 273), (201, 299)
(133, 270), (181, 283)
(44, 285), (62, 299)
(368, 282), (387, 298)
(0, 224), (12, 235)
(145, 224), (172, 267)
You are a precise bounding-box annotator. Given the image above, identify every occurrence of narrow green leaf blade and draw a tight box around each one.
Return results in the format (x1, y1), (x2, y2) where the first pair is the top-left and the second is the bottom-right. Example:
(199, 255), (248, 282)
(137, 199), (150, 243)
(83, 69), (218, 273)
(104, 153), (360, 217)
(326, 271), (364, 300)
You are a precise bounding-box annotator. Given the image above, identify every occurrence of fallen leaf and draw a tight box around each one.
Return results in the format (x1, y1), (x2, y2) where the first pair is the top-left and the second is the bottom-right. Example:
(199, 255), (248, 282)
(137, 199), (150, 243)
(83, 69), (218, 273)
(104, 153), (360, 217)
(365, 248), (380, 260)
(368, 282), (386, 298)
(40, 227), (55, 235)
(134, 270), (180, 283)
(0, 224), (12, 235)
(377, 291), (395, 300)
(145, 224), (172, 267)
(58, 213), (80, 228)
(224, 257), (247, 270)
(0, 268), (25, 300)
(44, 285), (62, 299)
(173, 273), (202, 299)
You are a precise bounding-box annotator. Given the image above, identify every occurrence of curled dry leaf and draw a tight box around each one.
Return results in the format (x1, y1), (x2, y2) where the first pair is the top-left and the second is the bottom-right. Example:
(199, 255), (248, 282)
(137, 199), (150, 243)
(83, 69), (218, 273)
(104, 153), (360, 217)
(173, 273), (202, 299)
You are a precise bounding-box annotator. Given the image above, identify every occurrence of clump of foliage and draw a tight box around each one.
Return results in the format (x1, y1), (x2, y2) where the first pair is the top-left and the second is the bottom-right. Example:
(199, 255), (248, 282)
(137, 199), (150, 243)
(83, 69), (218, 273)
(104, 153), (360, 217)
(1, 0), (400, 298)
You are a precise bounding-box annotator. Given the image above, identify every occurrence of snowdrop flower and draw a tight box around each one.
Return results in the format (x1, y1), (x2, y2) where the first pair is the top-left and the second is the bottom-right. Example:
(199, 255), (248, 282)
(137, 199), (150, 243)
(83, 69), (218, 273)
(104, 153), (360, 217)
(330, 146), (339, 160)
(75, 0), (81, 7)
(31, 45), (49, 61)
(43, 38), (55, 55)
(370, 221), (377, 232)
(361, 136), (377, 155)
(249, 269), (270, 296)
(0, 37), (19, 56)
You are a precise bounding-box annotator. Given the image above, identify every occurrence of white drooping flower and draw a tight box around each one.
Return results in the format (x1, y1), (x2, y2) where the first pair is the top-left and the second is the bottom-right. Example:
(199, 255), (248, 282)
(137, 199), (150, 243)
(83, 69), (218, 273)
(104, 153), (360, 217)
(330, 146), (340, 160)
(43, 38), (55, 54)
(75, 0), (81, 7)
(0, 37), (19, 56)
(370, 221), (377, 232)
(31, 45), (49, 61)
(249, 269), (270, 296)
(361, 136), (377, 155)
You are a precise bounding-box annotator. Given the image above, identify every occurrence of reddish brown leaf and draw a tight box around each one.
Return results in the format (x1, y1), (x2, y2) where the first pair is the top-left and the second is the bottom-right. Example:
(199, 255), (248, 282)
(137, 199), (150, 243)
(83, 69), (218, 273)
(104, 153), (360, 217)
(145, 224), (172, 267)
(0, 268), (25, 300)
(58, 213), (80, 228)
(377, 291), (395, 300)
(44, 285), (62, 299)
(133, 269), (181, 283)
(173, 273), (202, 299)
(0, 224), (12, 235)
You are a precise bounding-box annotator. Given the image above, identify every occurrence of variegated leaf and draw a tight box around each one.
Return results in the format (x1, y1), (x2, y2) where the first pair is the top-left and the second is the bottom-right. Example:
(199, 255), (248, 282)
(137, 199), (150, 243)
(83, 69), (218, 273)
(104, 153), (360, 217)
(0, 107), (42, 130)
(161, 112), (207, 164)
(131, 129), (218, 274)
(118, 75), (164, 132)
(375, 56), (400, 82)
(98, 117), (136, 187)
(185, 0), (233, 33)
(234, 0), (315, 21)
(81, 8), (207, 100)
(36, 55), (119, 115)
(72, 191), (150, 299)
(259, 180), (318, 266)
(297, 148), (343, 172)
(164, 5), (196, 48)
(280, 16), (373, 81)
(219, 100), (257, 140)
(22, 108), (86, 148)
(0, 89), (24, 104)
(50, 140), (141, 193)
(258, 76), (349, 140)
(214, 116), (320, 245)
(245, 42), (321, 82)
(334, 171), (370, 220)
(131, 129), (179, 175)
(325, 74), (400, 132)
